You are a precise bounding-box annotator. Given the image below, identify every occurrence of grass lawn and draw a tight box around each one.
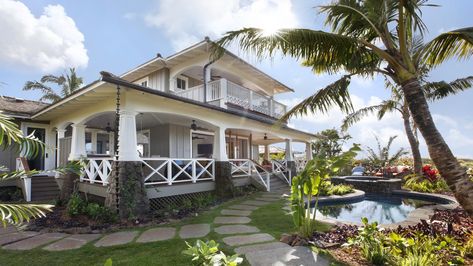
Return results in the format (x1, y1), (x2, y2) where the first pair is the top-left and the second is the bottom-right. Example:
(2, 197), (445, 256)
(0, 193), (333, 266)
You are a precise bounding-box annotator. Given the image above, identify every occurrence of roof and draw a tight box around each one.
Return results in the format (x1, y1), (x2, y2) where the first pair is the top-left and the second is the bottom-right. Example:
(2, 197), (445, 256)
(120, 39), (294, 94)
(0, 96), (50, 119)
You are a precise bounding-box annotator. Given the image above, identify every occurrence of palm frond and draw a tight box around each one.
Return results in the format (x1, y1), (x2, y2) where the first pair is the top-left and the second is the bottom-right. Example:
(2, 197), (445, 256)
(23, 81), (61, 102)
(423, 76), (473, 100)
(0, 203), (53, 227)
(40, 75), (65, 85)
(421, 27), (473, 67)
(0, 112), (44, 158)
(279, 76), (353, 122)
(341, 104), (385, 131)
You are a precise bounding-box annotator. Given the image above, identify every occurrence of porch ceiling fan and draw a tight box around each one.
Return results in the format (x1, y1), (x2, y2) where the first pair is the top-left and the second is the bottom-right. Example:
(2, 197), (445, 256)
(190, 120), (209, 131)
(263, 133), (276, 141)
(105, 122), (114, 133)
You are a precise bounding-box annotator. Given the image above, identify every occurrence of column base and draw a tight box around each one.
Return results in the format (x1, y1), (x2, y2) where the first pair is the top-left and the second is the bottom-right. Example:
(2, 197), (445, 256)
(214, 161), (235, 198)
(286, 161), (298, 179)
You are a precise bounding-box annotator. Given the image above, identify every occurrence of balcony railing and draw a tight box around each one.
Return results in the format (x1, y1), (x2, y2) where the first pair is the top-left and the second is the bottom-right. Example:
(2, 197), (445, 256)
(174, 79), (287, 119)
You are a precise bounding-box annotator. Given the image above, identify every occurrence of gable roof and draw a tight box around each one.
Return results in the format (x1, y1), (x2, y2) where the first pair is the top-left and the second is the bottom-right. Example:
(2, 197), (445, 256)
(0, 96), (49, 119)
(120, 39), (294, 94)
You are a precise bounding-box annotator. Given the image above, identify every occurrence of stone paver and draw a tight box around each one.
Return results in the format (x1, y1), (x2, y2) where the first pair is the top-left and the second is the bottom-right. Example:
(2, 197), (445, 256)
(0, 231), (39, 246)
(234, 241), (290, 254)
(136, 227), (176, 243)
(94, 231), (138, 247)
(44, 234), (101, 251)
(221, 209), (251, 216)
(245, 246), (331, 266)
(179, 224), (210, 239)
(222, 233), (274, 246)
(228, 204), (258, 211)
(214, 225), (260, 235)
(241, 200), (270, 206)
(254, 197), (279, 202)
(260, 194), (282, 198)
(214, 216), (251, 224)
(0, 226), (17, 236)
(3, 233), (67, 250)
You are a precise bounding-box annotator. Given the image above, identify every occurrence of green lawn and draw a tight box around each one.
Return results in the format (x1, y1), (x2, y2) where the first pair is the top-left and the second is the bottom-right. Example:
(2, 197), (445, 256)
(0, 193), (333, 266)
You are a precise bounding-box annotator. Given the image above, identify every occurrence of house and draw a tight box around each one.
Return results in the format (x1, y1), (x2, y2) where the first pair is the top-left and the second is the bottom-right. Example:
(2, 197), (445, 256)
(1, 39), (314, 216)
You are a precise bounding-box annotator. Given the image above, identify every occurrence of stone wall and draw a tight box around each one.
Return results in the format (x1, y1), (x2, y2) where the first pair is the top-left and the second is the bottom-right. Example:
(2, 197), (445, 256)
(214, 161), (235, 198)
(332, 176), (402, 194)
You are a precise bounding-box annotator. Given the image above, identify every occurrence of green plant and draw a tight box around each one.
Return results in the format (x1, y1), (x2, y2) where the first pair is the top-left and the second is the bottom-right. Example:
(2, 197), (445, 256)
(404, 174), (450, 193)
(290, 144), (360, 237)
(464, 234), (473, 259)
(66, 193), (86, 216)
(183, 240), (243, 266)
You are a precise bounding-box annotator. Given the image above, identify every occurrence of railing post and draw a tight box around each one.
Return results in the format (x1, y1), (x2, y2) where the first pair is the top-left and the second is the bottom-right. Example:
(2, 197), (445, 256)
(266, 172), (270, 191)
(211, 160), (215, 181)
(220, 79), (227, 108)
(249, 91), (253, 110)
(167, 159), (172, 185)
(192, 160), (197, 183)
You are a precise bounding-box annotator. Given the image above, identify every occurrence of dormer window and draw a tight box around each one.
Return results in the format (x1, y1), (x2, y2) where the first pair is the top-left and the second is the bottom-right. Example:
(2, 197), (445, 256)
(135, 77), (149, 88)
(141, 80), (148, 87)
(176, 75), (188, 90)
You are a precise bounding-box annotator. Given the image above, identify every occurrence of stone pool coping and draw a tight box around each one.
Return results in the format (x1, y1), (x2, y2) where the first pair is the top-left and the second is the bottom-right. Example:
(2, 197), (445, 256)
(313, 190), (459, 228)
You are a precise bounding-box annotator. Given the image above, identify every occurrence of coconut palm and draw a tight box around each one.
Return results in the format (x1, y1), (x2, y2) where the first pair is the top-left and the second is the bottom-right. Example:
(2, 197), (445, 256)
(23, 68), (83, 102)
(342, 76), (473, 175)
(0, 112), (53, 226)
(214, 1), (473, 216)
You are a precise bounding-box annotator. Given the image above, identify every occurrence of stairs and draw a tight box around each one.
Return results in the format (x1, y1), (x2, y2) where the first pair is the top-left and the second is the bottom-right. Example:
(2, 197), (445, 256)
(269, 174), (290, 192)
(30, 175), (60, 202)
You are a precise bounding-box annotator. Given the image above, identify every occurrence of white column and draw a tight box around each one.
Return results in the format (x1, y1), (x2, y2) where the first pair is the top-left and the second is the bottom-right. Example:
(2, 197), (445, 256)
(264, 145), (270, 161)
(213, 127), (228, 161)
(285, 139), (294, 161)
(56, 129), (66, 166)
(69, 124), (86, 160)
(118, 110), (140, 161)
(91, 131), (98, 154)
(305, 142), (313, 160)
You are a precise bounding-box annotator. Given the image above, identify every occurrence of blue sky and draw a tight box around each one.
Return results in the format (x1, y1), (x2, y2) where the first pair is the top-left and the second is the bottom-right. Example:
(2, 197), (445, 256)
(1, 0), (472, 158)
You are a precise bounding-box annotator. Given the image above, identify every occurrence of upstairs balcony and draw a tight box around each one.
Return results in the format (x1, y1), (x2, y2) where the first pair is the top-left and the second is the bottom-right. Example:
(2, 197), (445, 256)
(173, 78), (287, 119)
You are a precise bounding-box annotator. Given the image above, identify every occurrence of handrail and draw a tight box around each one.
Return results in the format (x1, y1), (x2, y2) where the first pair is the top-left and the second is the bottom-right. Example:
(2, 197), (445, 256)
(80, 157), (114, 185)
(229, 159), (270, 191)
(142, 158), (215, 186)
(271, 160), (291, 185)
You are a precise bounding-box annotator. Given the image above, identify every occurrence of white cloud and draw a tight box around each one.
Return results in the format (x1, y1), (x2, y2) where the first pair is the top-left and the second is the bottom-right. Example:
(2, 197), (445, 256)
(433, 114), (458, 128)
(0, 0), (88, 72)
(145, 0), (299, 50)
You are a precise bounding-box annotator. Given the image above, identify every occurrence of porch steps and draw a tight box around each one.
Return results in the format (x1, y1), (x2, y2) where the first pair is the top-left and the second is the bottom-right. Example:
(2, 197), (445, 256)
(31, 175), (60, 202)
(269, 174), (290, 191)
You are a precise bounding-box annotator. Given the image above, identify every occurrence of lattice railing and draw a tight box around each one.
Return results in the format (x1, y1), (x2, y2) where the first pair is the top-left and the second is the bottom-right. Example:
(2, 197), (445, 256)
(80, 157), (113, 185)
(229, 159), (270, 191)
(142, 158), (215, 186)
(271, 160), (291, 185)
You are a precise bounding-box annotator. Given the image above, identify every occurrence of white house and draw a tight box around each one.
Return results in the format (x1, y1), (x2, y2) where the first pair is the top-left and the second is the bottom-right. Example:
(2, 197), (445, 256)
(2, 39), (314, 213)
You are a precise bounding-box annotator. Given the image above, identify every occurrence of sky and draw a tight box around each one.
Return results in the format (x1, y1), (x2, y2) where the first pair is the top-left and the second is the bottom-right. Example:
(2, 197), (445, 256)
(0, 0), (472, 158)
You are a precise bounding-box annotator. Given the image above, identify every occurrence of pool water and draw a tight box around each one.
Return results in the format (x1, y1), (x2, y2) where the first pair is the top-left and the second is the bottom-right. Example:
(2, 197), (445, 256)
(313, 195), (434, 224)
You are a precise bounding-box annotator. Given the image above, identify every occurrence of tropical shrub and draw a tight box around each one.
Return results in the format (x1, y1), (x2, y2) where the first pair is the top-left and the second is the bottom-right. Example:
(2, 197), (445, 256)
(67, 194), (117, 223)
(404, 171), (450, 193)
(67, 193), (86, 216)
(319, 181), (354, 196)
(290, 144), (360, 237)
(183, 240), (243, 266)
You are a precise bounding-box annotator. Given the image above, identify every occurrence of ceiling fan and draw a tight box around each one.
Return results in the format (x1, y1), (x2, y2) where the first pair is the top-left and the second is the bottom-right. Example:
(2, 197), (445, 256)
(263, 133), (276, 141)
(190, 120), (209, 131)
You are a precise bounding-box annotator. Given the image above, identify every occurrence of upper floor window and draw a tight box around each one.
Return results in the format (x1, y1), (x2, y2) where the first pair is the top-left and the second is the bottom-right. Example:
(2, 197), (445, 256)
(135, 77), (149, 88)
(176, 75), (188, 90)
(141, 80), (148, 87)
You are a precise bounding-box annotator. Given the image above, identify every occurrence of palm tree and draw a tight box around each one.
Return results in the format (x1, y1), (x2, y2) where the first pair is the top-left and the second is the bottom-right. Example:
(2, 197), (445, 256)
(365, 135), (409, 169)
(342, 77), (473, 175)
(214, 1), (473, 217)
(0, 112), (52, 226)
(23, 68), (83, 102)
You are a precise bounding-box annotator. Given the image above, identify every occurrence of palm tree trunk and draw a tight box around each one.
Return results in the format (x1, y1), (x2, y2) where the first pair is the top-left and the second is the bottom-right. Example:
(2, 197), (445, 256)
(401, 78), (473, 217)
(402, 111), (423, 176)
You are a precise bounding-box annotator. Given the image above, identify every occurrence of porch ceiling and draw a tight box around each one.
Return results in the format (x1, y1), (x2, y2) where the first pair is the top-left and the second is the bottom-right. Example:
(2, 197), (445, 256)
(31, 82), (117, 121)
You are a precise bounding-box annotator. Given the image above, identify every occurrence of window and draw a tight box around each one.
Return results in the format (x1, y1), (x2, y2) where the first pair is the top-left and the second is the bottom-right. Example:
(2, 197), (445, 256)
(141, 80), (148, 87)
(176, 76), (188, 90)
(135, 77), (149, 88)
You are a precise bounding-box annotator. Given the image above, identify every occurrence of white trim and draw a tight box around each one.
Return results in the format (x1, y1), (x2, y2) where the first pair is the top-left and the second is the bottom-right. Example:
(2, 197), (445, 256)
(176, 75), (189, 90)
(134, 76), (149, 87)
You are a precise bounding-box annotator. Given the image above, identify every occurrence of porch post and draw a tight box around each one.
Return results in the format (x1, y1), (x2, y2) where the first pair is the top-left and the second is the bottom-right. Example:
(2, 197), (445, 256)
(56, 129), (66, 166)
(90, 131), (98, 154)
(264, 144), (270, 161)
(69, 124), (86, 160)
(305, 142), (313, 160)
(117, 110), (140, 161)
(213, 126), (234, 198)
(285, 139), (297, 178)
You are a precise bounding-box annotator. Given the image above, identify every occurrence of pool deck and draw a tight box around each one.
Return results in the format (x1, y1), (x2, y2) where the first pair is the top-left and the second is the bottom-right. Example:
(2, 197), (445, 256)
(309, 189), (459, 228)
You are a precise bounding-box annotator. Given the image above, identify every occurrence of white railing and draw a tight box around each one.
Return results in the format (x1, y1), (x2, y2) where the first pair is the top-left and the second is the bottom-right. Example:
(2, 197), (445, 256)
(174, 78), (287, 119)
(80, 157), (113, 185)
(142, 158), (215, 186)
(295, 157), (308, 173)
(16, 157), (31, 202)
(271, 160), (291, 185)
(229, 159), (270, 191)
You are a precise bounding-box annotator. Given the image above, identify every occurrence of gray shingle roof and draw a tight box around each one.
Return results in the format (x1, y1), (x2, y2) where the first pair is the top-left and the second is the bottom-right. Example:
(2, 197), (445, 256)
(0, 96), (50, 119)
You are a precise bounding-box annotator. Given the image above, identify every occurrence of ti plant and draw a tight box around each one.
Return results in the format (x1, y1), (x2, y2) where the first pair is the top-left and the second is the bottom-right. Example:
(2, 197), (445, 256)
(290, 144), (360, 237)
(183, 240), (243, 266)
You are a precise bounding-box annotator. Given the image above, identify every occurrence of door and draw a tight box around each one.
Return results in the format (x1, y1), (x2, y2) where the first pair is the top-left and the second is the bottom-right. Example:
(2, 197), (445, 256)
(26, 127), (46, 171)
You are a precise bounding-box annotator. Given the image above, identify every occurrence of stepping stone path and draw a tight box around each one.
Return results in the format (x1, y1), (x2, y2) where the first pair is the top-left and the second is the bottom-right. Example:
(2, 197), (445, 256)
(214, 225), (259, 235)
(44, 234), (101, 251)
(179, 224), (210, 239)
(137, 227), (176, 243)
(94, 231), (138, 247)
(214, 216), (251, 224)
(0, 190), (327, 265)
(222, 233), (274, 246)
(3, 233), (67, 250)
(221, 209), (251, 216)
